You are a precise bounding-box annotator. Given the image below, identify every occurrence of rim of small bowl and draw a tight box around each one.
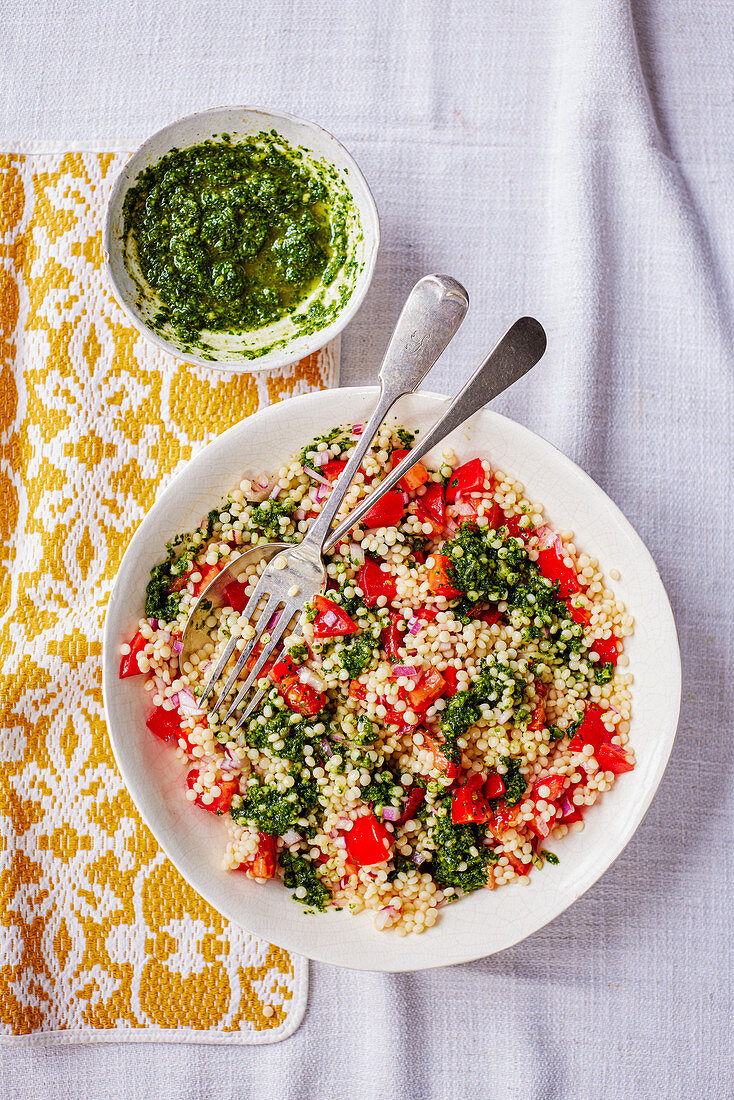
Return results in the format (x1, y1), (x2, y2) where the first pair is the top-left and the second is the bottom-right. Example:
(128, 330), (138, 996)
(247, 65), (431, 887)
(103, 106), (380, 372)
(102, 388), (682, 971)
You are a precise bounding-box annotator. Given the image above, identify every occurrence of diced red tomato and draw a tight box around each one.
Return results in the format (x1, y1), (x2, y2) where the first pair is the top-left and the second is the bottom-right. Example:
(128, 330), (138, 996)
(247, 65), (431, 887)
(186, 768), (238, 816)
(534, 679), (548, 699)
(535, 527), (581, 598)
(415, 482), (446, 534)
(506, 852), (532, 877)
(397, 786), (426, 825)
(420, 731), (459, 780)
(451, 772), (492, 824)
(119, 631), (148, 678)
(485, 772), (506, 799)
(279, 675), (326, 716)
(476, 606), (501, 627)
(528, 703), (546, 732)
(532, 773), (565, 802)
(593, 634), (620, 666)
(321, 459), (347, 481)
(349, 679), (368, 701)
(345, 814), (393, 866)
(392, 448), (429, 492)
(363, 489), (404, 529)
(416, 606), (440, 621)
(407, 668), (447, 710)
(528, 776), (564, 838)
(357, 556), (397, 606)
(559, 798), (584, 824)
(597, 743), (634, 774)
(487, 800), (520, 838)
(527, 812), (554, 839)
(192, 561), (225, 597)
(382, 699), (408, 725)
(568, 705), (612, 753)
(426, 554), (462, 598)
(558, 767), (588, 823)
(237, 833), (277, 879)
(441, 666), (459, 698)
(223, 579), (248, 612)
(382, 612), (404, 659)
(145, 706), (182, 744)
(500, 511), (528, 538)
(565, 597), (591, 625)
(269, 653), (298, 685)
(445, 458), (487, 503)
(311, 594), (359, 639)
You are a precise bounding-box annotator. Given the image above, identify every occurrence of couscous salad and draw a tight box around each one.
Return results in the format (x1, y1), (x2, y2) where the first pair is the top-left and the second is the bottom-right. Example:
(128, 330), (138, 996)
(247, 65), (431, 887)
(119, 423), (634, 935)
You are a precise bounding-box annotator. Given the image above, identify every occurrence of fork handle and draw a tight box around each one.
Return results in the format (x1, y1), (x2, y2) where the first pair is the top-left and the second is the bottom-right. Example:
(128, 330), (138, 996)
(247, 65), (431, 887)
(299, 274), (469, 552)
(323, 316), (547, 551)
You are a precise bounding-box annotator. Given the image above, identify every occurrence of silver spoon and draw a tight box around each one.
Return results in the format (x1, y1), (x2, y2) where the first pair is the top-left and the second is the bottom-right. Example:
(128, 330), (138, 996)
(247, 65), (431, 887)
(181, 315), (546, 733)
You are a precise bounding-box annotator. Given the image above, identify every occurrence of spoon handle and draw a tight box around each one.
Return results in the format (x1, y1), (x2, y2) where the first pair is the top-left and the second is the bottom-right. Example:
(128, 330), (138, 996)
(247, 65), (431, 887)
(299, 274), (468, 552)
(324, 316), (547, 552)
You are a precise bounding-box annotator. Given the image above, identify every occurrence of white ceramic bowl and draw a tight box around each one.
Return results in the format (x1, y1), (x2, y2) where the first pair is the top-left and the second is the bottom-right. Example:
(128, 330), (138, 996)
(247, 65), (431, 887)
(102, 389), (681, 971)
(103, 107), (380, 371)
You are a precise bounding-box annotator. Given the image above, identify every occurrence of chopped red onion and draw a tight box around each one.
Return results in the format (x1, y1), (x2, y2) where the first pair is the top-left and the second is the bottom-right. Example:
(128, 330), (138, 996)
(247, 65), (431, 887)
(379, 902), (400, 918)
(294, 507), (307, 520)
(411, 851), (430, 866)
(303, 465), (331, 486)
(536, 525), (561, 552)
(315, 483), (329, 504)
(321, 608), (338, 628)
(266, 611), (281, 630)
(268, 482), (282, 500)
(392, 664), (420, 678)
(320, 738), (334, 759)
(560, 796), (574, 818)
(172, 639), (183, 654)
(349, 541), (365, 564)
(178, 688), (206, 717)
(149, 618), (159, 631)
(380, 805), (402, 822)
(407, 616), (422, 636)
(281, 828), (302, 847)
(310, 451), (329, 467)
(299, 666), (327, 692)
(223, 745), (240, 766)
(351, 423), (364, 436)
(329, 729), (345, 742)
(169, 693), (179, 707)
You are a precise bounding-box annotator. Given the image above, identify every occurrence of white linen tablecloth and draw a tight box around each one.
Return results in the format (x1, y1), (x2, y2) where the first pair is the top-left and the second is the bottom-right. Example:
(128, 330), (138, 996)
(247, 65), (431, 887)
(1, 0), (731, 1096)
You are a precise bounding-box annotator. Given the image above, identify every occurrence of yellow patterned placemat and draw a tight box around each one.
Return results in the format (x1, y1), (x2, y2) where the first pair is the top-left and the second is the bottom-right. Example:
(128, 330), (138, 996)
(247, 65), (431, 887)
(0, 151), (339, 1043)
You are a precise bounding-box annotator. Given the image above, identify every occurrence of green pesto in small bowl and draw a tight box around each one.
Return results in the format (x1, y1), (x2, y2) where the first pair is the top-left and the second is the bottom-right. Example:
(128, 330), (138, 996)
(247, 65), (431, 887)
(121, 131), (361, 360)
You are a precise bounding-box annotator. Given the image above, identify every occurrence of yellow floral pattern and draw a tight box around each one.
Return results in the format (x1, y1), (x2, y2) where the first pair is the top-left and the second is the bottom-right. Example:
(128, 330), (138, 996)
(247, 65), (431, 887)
(0, 152), (337, 1042)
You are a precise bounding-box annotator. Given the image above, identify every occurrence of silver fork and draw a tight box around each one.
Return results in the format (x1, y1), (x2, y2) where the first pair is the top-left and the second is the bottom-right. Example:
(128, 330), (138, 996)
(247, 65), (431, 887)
(182, 273), (469, 714)
(185, 313), (546, 734)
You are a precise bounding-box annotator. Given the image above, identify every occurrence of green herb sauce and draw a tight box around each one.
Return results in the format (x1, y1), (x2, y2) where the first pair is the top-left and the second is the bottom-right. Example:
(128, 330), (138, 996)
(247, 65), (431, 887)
(122, 132), (360, 355)
(279, 851), (331, 912)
